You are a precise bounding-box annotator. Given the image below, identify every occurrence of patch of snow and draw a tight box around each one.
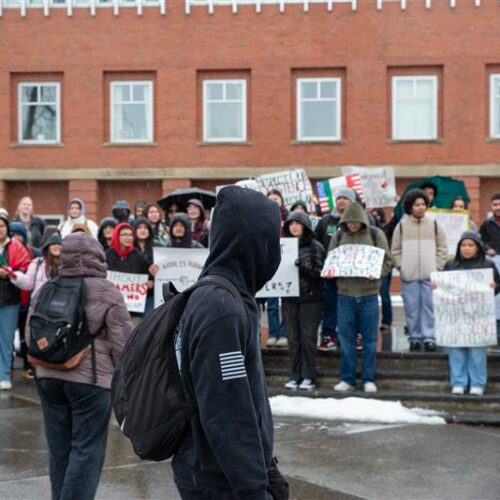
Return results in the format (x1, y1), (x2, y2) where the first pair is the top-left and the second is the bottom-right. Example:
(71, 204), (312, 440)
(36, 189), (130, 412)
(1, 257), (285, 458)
(270, 396), (446, 425)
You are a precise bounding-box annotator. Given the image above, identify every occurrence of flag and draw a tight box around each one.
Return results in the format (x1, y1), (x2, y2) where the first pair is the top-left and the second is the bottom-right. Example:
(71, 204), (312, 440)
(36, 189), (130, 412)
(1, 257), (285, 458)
(316, 174), (365, 215)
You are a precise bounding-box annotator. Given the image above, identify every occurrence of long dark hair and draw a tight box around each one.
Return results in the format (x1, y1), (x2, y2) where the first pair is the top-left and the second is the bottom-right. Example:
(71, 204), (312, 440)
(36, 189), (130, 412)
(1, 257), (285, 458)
(43, 246), (60, 279)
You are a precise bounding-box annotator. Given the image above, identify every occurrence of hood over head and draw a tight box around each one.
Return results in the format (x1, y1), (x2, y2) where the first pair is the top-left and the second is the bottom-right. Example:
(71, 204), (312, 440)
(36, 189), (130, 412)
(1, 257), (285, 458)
(284, 211), (313, 237)
(42, 233), (62, 252)
(111, 200), (131, 221)
(133, 216), (154, 243)
(200, 186), (281, 295)
(67, 197), (85, 217)
(186, 198), (206, 221)
(454, 231), (486, 262)
(9, 221), (27, 243)
(339, 203), (370, 231)
(169, 213), (193, 246)
(59, 233), (107, 278)
(290, 200), (308, 212)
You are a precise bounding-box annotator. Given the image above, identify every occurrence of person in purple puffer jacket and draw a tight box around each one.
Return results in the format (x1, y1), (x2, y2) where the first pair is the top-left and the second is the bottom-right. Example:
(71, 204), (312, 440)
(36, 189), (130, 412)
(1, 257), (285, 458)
(28, 232), (133, 500)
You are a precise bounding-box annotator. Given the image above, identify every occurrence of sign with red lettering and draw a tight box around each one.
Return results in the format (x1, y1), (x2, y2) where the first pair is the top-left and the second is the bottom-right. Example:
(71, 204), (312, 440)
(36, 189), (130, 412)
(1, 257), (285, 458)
(107, 271), (148, 313)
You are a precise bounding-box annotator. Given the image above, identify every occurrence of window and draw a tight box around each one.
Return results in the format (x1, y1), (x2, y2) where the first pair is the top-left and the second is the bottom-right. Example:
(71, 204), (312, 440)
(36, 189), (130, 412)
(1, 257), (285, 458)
(297, 78), (341, 141)
(110, 81), (153, 143)
(203, 79), (246, 142)
(18, 82), (61, 144)
(490, 74), (500, 138)
(392, 76), (438, 140)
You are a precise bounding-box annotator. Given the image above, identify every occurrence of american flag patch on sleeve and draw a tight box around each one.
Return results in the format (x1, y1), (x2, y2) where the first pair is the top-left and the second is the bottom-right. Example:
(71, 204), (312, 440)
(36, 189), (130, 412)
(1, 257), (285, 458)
(219, 351), (247, 381)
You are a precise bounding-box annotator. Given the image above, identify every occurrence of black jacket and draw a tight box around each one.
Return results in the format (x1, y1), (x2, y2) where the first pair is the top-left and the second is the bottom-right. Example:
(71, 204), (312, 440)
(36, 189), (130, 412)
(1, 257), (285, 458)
(172, 186), (282, 499)
(284, 211), (325, 303)
(314, 212), (341, 250)
(13, 216), (46, 249)
(480, 217), (500, 254)
(167, 213), (205, 249)
(105, 247), (149, 276)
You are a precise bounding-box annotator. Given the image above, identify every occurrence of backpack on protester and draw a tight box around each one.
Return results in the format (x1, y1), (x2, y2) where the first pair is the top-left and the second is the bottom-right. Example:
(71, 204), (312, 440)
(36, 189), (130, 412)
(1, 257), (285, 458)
(111, 275), (244, 462)
(28, 275), (97, 382)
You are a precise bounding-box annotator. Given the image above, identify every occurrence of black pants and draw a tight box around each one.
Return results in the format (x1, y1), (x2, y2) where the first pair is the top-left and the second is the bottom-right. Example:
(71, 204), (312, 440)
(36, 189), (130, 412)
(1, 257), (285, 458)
(282, 300), (322, 382)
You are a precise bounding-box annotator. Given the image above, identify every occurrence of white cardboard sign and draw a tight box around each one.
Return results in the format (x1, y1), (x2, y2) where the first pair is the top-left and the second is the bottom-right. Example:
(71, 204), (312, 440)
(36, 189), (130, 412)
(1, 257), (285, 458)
(107, 271), (148, 313)
(321, 244), (385, 279)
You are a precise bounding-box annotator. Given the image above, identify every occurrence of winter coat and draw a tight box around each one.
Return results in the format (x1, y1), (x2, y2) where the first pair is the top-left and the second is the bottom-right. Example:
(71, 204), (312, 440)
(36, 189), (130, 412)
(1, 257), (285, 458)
(59, 198), (99, 239)
(105, 247), (149, 276)
(284, 211), (325, 303)
(186, 199), (209, 247)
(97, 217), (118, 250)
(172, 186), (282, 499)
(391, 214), (448, 281)
(480, 217), (500, 255)
(29, 233), (134, 389)
(314, 212), (342, 250)
(12, 216), (46, 249)
(166, 213), (205, 249)
(0, 238), (31, 306)
(328, 203), (392, 298)
(11, 257), (50, 298)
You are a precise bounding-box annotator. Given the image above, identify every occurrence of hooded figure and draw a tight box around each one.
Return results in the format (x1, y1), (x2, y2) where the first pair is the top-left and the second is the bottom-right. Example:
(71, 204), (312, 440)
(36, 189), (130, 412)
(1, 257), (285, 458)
(98, 217), (118, 251)
(59, 198), (98, 239)
(186, 198), (209, 247)
(171, 186), (284, 499)
(111, 200), (132, 224)
(167, 213), (205, 249)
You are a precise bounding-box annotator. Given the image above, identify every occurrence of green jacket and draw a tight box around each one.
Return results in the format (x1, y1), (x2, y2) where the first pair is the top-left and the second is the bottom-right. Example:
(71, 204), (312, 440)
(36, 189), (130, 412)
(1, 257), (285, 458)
(327, 203), (392, 297)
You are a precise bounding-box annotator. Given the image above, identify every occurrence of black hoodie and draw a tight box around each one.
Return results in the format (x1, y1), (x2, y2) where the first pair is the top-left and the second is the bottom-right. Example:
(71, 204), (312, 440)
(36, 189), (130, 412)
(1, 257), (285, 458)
(172, 186), (281, 499)
(167, 213), (205, 249)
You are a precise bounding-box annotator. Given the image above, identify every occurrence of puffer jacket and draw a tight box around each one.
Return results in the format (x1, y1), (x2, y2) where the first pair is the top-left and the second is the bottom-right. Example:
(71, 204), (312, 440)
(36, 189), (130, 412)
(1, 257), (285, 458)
(11, 257), (49, 297)
(284, 211), (325, 303)
(0, 238), (31, 306)
(29, 233), (134, 389)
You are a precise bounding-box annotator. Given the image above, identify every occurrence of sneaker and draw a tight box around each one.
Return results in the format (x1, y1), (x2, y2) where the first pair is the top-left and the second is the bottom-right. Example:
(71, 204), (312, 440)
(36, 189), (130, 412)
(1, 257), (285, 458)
(356, 333), (363, 351)
(452, 386), (465, 395)
(0, 380), (12, 391)
(469, 387), (484, 396)
(318, 337), (337, 352)
(284, 380), (299, 390)
(409, 340), (422, 352)
(298, 378), (316, 391)
(275, 337), (288, 348)
(363, 382), (378, 393)
(424, 341), (437, 352)
(266, 337), (277, 348)
(379, 324), (391, 334)
(334, 381), (355, 392)
(21, 368), (34, 381)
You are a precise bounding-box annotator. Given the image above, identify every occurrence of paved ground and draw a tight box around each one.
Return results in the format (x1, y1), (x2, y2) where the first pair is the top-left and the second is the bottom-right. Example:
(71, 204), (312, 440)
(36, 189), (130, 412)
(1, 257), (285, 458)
(2, 373), (500, 500)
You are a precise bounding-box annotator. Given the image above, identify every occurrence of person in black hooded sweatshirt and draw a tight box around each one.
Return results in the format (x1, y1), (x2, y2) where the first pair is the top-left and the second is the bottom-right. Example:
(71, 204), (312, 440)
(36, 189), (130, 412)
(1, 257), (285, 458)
(171, 186), (288, 500)
(166, 213), (205, 249)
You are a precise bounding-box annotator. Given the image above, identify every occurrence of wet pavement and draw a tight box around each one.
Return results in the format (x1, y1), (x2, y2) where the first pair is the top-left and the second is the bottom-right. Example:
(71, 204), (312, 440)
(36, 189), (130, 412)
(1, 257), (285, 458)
(2, 372), (500, 500)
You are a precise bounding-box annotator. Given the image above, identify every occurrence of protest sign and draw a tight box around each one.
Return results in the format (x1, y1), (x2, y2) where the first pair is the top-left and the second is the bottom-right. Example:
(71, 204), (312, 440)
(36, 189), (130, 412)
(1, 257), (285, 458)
(316, 174), (364, 215)
(107, 271), (148, 313)
(341, 166), (397, 208)
(321, 244), (385, 279)
(427, 208), (470, 256)
(491, 256), (500, 321)
(431, 269), (497, 347)
(153, 240), (299, 306)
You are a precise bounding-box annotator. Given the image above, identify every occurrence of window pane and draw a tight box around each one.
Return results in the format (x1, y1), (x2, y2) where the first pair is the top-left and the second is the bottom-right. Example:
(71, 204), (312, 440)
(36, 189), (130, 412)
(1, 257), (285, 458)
(206, 82), (223, 101)
(396, 100), (433, 139)
(114, 84), (130, 102)
(301, 81), (317, 99)
(494, 78), (500, 97)
(114, 103), (149, 140)
(133, 84), (147, 102)
(494, 97), (500, 136)
(22, 86), (38, 103)
(301, 101), (337, 138)
(320, 81), (336, 99)
(207, 102), (243, 139)
(41, 85), (57, 103)
(21, 104), (57, 141)
(396, 80), (414, 99)
(226, 82), (242, 101)
(416, 80), (434, 99)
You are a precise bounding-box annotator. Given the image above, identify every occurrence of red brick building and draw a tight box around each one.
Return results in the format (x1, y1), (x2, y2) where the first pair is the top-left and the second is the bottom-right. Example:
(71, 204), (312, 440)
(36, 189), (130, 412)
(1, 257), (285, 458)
(0, 0), (499, 224)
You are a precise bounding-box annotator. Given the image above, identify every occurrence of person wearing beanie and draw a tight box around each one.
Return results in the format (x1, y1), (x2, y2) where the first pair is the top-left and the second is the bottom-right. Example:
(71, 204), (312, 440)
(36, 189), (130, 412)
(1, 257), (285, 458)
(391, 189), (448, 352)
(98, 217), (118, 251)
(186, 198), (209, 247)
(0, 214), (31, 390)
(111, 200), (132, 224)
(59, 198), (98, 239)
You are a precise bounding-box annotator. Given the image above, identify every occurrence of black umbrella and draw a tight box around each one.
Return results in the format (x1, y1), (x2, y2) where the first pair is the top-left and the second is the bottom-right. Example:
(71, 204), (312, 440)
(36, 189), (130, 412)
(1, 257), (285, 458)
(157, 187), (217, 212)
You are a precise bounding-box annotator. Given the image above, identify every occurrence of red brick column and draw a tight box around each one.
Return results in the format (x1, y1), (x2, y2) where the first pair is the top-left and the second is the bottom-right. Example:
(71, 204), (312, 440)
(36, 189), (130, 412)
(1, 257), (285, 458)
(456, 176), (480, 223)
(161, 178), (191, 197)
(0, 181), (7, 213)
(68, 180), (99, 222)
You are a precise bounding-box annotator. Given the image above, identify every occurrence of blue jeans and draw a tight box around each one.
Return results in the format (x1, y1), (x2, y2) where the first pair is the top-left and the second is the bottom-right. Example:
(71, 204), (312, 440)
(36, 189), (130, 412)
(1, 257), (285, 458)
(321, 280), (338, 340)
(37, 379), (112, 500)
(267, 298), (286, 339)
(337, 295), (379, 386)
(401, 279), (435, 342)
(0, 304), (20, 382)
(379, 271), (393, 327)
(448, 347), (487, 390)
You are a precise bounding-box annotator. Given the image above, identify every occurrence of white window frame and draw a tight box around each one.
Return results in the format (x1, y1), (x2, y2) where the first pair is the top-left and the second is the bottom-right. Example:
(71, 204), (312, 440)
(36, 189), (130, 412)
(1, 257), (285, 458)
(203, 79), (247, 143)
(18, 82), (61, 145)
(110, 80), (154, 144)
(296, 77), (342, 141)
(392, 75), (438, 141)
(490, 74), (500, 138)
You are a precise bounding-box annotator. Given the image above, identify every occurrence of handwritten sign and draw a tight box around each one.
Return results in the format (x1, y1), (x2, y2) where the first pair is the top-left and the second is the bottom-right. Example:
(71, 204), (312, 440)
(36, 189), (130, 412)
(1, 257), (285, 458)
(342, 166), (397, 208)
(321, 244), (385, 279)
(431, 269), (497, 347)
(427, 208), (470, 256)
(491, 256), (500, 321)
(107, 271), (148, 313)
(153, 240), (299, 306)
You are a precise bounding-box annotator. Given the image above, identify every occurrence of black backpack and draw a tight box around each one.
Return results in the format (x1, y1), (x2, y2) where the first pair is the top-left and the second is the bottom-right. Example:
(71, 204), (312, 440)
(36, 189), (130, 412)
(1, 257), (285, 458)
(111, 275), (244, 462)
(28, 275), (97, 381)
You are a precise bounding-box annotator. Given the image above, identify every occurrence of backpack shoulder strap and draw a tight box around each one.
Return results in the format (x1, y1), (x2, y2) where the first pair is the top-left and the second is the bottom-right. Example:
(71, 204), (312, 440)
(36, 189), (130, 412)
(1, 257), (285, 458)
(369, 226), (377, 246)
(434, 219), (437, 238)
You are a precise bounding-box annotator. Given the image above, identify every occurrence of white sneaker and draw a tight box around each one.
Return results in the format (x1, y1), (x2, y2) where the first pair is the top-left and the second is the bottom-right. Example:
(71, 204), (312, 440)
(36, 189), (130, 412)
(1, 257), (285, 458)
(469, 387), (484, 396)
(0, 380), (12, 391)
(284, 380), (299, 390)
(452, 386), (465, 395)
(275, 337), (288, 348)
(363, 382), (378, 393)
(334, 381), (354, 392)
(298, 379), (316, 391)
(266, 337), (277, 347)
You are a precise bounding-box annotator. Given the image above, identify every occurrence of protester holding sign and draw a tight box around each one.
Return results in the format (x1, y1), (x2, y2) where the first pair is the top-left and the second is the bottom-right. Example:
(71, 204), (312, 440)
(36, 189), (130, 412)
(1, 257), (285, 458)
(432, 232), (500, 396)
(450, 197), (477, 232)
(391, 189), (448, 352)
(327, 203), (391, 394)
(282, 211), (325, 392)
